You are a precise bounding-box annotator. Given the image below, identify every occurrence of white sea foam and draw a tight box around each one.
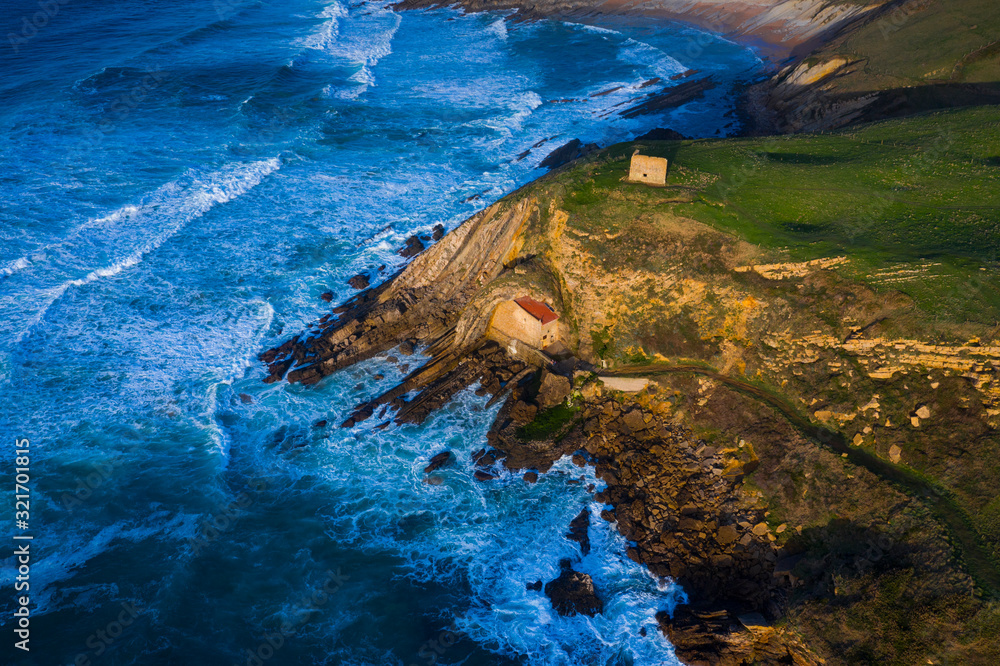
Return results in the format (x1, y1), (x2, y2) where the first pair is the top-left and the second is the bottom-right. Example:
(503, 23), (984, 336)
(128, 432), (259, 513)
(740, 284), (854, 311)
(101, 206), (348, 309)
(0, 158), (281, 355)
(485, 18), (508, 41)
(322, 3), (402, 99)
(1, 255), (30, 277)
(6, 516), (186, 616)
(239, 378), (686, 664)
(297, 2), (348, 51)
(617, 38), (687, 81)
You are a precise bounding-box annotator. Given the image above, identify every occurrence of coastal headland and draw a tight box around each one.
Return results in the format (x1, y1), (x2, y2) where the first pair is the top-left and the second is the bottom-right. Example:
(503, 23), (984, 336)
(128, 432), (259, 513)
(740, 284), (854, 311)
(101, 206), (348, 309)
(261, 2), (1000, 663)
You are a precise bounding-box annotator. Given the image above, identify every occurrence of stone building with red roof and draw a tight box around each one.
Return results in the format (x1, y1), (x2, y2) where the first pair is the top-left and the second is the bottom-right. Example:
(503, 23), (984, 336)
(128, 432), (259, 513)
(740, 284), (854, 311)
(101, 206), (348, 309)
(488, 296), (561, 351)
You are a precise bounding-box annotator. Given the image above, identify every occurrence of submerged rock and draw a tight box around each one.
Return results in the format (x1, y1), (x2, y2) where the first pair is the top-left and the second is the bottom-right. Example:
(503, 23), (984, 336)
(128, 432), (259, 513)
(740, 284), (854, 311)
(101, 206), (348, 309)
(424, 450), (452, 474)
(348, 273), (370, 290)
(567, 508), (591, 556)
(398, 234), (425, 258)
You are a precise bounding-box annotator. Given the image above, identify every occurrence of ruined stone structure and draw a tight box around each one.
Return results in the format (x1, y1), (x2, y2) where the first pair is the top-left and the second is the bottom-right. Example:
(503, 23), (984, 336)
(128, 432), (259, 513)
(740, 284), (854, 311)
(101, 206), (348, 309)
(628, 152), (668, 186)
(489, 296), (560, 350)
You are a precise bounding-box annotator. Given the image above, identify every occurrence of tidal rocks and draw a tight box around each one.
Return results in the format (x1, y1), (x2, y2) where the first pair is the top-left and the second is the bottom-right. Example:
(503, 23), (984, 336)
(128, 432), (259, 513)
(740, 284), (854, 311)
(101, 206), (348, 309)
(567, 508), (591, 556)
(432, 223), (445, 241)
(492, 393), (780, 612)
(474, 470), (495, 482)
(544, 559), (603, 617)
(348, 273), (370, 290)
(399, 339), (415, 356)
(320, 292), (334, 302)
(424, 450), (452, 474)
(620, 77), (716, 119)
(398, 234), (425, 258)
(523, 471), (538, 483)
(539, 138), (600, 170)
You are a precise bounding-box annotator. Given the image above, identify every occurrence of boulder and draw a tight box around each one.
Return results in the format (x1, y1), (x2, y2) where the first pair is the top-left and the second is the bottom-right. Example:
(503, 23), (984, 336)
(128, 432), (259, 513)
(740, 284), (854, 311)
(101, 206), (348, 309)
(424, 451), (452, 474)
(545, 560), (603, 617)
(622, 409), (648, 433)
(537, 371), (572, 410)
(511, 400), (538, 424)
(348, 273), (370, 290)
(567, 508), (591, 555)
(398, 235), (425, 258)
(716, 525), (739, 546)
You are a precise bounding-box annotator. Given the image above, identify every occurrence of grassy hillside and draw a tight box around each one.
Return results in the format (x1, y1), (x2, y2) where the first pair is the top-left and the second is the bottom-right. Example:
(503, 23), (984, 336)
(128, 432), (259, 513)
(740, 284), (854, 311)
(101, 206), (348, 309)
(567, 106), (1000, 324)
(757, 0), (1000, 131)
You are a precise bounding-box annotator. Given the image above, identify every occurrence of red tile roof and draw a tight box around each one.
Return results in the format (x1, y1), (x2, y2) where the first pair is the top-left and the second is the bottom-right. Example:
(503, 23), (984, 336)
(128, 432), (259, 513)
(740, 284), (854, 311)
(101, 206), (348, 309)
(515, 297), (558, 324)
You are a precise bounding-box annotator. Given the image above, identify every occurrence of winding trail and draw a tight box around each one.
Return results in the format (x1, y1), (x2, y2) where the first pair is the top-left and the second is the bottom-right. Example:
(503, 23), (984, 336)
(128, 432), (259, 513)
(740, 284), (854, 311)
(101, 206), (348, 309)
(602, 362), (1000, 596)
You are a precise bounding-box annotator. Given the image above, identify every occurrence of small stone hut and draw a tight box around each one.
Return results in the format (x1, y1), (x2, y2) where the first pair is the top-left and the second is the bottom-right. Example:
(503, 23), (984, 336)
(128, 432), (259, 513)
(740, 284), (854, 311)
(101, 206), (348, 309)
(628, 152), (668, 186)
(489, 296), (559, 349)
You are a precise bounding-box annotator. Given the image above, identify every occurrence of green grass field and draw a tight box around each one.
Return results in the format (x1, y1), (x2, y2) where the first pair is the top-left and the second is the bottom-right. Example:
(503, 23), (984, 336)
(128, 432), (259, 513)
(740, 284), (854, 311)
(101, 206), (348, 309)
(558, 105), (1000, 325)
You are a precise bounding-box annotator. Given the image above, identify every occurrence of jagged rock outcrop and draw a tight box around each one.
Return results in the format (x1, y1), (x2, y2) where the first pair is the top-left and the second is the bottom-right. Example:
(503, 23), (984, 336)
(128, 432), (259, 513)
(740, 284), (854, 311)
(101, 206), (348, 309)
(492, 387), (781, 611)
(539, 139), (600, 170)
(260, 197), (540, 389)
(658, 606), (821, 665)
(545, 559), (604, 617)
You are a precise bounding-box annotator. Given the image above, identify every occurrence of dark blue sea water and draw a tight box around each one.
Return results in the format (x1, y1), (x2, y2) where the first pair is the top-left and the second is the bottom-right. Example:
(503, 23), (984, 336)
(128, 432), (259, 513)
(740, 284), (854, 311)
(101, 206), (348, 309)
(0, 1), (762, 663)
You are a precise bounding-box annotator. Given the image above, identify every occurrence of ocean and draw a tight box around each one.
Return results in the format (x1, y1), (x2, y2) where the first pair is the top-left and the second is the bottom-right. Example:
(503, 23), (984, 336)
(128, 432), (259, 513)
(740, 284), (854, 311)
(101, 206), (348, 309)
(0, 1), (762, 663)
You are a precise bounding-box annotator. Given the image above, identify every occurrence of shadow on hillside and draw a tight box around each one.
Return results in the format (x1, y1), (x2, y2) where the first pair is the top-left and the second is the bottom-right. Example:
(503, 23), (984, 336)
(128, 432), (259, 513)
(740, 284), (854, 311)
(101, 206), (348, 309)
(843, 81), (1000, 125)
